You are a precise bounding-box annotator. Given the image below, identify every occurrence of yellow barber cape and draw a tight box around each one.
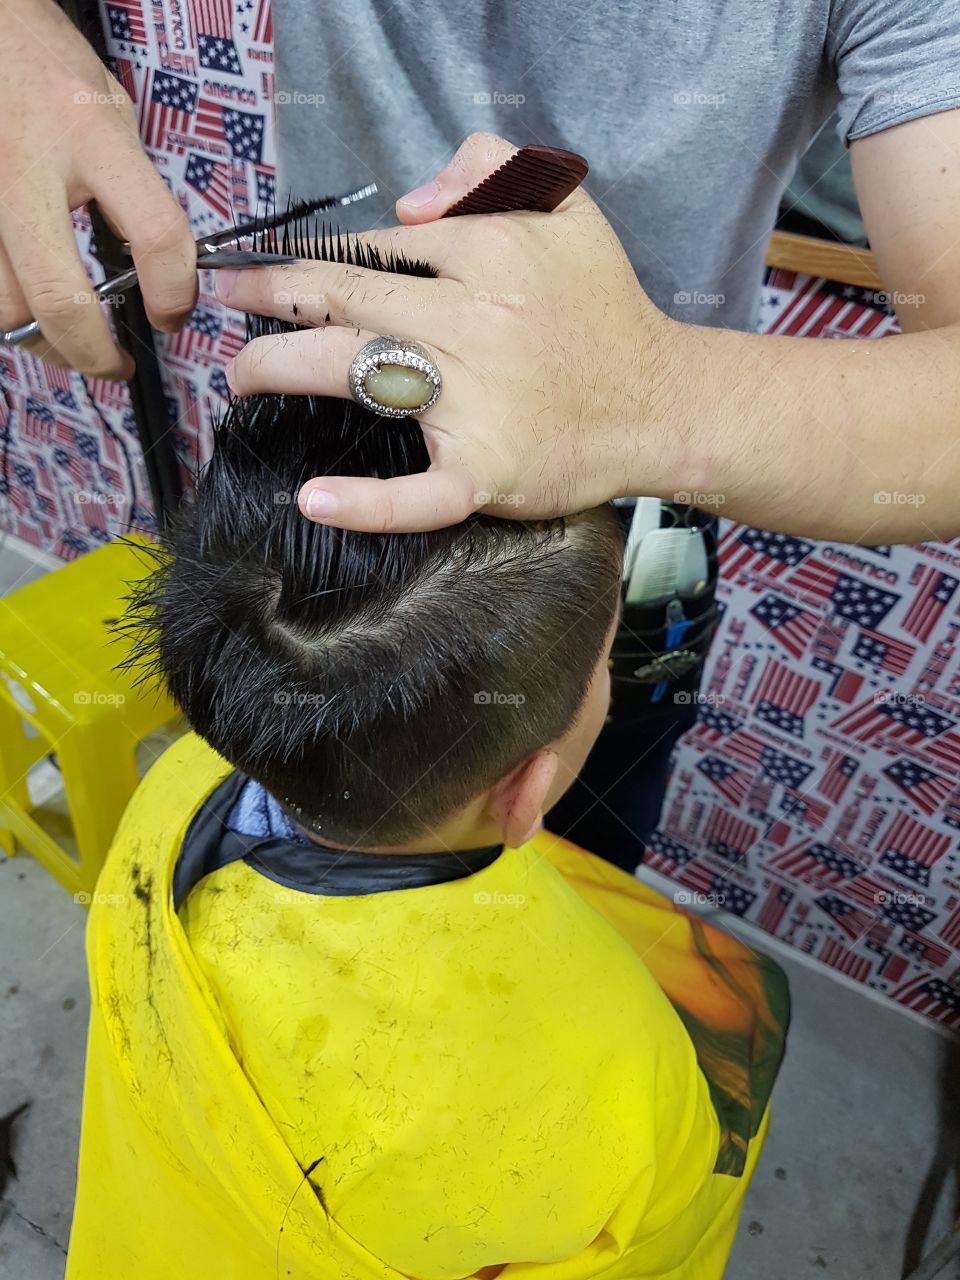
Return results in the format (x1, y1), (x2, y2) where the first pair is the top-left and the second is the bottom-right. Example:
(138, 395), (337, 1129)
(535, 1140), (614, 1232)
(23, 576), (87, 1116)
(67, 733), (788, 1280)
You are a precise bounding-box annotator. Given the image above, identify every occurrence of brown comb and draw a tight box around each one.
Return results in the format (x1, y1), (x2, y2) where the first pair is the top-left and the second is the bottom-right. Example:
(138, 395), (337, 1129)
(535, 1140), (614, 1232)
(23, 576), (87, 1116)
(443, 145), (588, 217)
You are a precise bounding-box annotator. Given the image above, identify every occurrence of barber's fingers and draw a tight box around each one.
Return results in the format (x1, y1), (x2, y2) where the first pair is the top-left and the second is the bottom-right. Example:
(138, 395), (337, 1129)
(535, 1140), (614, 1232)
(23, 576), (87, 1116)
(0, 180), (133, 378)
(226, 323), (384, 397)
(298, 465), (480, 533)
(228, 322), (484, 533)
(215, 242), (465, 333)
(91, 136), (198, 333)
(395, 132), (520, 224)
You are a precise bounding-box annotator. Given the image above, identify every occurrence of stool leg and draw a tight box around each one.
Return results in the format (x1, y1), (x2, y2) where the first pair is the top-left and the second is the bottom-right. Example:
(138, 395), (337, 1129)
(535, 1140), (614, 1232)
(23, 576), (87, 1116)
(0, 694), (39, 856)
(57, 722), (141, 895)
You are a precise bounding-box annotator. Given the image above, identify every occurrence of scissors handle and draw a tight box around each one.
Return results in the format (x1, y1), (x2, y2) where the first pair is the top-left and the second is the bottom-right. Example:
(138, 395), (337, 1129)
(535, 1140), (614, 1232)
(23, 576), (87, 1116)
(1, 267), (141, 347)
(0, 180), (379, 349)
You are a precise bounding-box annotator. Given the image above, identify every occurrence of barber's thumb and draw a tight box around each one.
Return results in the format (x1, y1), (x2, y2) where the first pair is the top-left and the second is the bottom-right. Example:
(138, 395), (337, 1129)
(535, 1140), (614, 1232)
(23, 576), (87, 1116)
(395, 131), (519, 224)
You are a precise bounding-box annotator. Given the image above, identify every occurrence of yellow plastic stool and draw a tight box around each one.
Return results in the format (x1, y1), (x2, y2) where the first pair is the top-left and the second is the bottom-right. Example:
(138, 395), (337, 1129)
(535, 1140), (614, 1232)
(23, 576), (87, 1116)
(0, 535), (178, 898)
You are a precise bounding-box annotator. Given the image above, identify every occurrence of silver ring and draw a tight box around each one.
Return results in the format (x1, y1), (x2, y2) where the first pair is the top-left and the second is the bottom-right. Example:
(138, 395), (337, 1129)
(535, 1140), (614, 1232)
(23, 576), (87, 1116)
(348, 335), (442, 418)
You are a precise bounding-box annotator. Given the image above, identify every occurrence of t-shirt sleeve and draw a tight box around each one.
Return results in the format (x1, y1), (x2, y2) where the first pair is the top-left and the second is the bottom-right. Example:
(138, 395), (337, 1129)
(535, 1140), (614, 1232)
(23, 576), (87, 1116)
(828, 0), (960, 144)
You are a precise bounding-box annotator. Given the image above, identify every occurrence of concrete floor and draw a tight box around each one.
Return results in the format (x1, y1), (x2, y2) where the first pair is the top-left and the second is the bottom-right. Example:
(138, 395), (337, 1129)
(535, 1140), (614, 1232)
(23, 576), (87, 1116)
(1, 537), (959, 1279)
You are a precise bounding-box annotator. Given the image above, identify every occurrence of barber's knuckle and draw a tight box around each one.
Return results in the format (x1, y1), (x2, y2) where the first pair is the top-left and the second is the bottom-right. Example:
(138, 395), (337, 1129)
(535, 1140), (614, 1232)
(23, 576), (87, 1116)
(29, 279), (88, 320)
(374, 495), (397, 534)
(461, 130), (506, 157)
(55, 339), (120, 377)
(477, 216), (523, 262)
(135, 205), (193, 257)
(78, 355), (122, 378)
(323, 340), (342, 385)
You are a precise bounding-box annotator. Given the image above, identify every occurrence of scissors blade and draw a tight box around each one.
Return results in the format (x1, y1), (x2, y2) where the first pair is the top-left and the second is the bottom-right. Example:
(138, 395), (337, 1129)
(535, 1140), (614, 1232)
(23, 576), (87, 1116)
(0, 249), (301, 346)
(197, 250), (302, 269)
(1, 181), (378, 347)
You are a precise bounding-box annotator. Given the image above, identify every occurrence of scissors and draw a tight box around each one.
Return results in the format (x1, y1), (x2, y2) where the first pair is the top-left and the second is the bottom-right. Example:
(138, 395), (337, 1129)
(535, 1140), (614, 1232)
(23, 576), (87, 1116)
(0, 181), (378, 348)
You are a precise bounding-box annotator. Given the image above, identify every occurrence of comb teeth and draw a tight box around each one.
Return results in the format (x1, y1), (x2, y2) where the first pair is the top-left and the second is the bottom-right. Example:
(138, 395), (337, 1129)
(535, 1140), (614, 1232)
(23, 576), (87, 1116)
(444, 145), (589, 217)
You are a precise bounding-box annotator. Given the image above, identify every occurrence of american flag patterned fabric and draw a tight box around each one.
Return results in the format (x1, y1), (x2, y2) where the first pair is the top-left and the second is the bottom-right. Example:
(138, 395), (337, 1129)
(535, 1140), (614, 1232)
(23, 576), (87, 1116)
(0, 0), (273, 557)
(654, 277), (960, 1031)
(0, 4), (957, 1027)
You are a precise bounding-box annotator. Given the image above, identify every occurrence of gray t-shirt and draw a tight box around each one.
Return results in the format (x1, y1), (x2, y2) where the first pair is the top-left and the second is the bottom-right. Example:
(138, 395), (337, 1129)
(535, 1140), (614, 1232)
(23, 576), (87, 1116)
(272, 0), (960, 331)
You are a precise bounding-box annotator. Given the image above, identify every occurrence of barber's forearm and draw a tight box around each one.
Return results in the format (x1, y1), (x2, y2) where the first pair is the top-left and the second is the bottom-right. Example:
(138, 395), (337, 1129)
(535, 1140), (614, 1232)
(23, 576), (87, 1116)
(650, 321), (960, 544)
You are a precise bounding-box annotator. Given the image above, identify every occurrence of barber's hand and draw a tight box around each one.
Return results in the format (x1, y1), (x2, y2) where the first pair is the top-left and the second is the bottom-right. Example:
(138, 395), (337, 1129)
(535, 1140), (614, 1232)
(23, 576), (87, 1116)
(0, 0), (197, 376)
(220, 132), (688, 532)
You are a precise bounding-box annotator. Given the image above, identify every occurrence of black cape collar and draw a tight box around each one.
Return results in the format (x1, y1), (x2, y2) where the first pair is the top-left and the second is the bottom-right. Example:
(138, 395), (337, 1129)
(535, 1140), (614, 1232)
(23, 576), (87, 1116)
(173, 771), (504, 911)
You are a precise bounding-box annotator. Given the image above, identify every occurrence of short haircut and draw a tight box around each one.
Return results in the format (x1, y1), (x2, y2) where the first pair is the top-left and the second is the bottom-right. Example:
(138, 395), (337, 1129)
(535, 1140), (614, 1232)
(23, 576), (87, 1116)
(126, 223), (624, 847)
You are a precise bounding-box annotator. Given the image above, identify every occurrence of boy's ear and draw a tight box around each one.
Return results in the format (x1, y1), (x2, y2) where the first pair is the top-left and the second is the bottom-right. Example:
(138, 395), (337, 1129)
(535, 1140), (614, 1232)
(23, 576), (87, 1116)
(485, 748), (560, 848)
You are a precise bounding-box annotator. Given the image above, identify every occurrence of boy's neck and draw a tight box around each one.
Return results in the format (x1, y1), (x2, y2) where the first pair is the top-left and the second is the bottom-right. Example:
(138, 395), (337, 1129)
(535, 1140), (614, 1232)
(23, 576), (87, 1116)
(295, 807), (503, 857)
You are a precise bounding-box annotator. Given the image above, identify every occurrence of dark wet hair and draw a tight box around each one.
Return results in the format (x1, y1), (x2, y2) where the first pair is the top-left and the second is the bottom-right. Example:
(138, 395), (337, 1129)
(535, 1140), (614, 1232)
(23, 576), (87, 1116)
(125, 219), (623, 846)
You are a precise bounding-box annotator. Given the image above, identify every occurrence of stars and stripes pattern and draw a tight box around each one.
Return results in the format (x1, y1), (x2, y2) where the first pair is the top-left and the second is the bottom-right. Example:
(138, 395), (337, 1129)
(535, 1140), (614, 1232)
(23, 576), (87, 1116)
(832, 695), (953, 747)
(703, 806), (760, 863)
(140, 70), (198, 150)
(720, 526), (813, 580)
(882, 757), (954, 816)
(819, 937), (873, 982)
(185, 153), (232, 218)
(106, 0), (149, 47)
(852, 626), (914, 676)
(818, 747), (858, 802)
(752, 657), (822, 737)
(657, 273), (960, 1029)
(876, 811), (950, 886)
(757, 883), (793, 933)
(902, 566), (959, 644)
(696, 755), (752, 807)
(190, 0), (243, 73)
(770, 839), (865, 887)
(751, 594), (819, 659)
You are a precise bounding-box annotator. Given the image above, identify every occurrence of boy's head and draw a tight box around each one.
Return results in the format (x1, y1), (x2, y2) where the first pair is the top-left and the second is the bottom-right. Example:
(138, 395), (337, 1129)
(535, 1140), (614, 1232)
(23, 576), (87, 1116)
(128, 227), (624, 851)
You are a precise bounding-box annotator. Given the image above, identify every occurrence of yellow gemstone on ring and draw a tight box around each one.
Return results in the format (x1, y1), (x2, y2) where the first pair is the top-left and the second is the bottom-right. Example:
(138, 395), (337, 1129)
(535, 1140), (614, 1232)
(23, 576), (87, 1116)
(363, 364), (434, 410)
